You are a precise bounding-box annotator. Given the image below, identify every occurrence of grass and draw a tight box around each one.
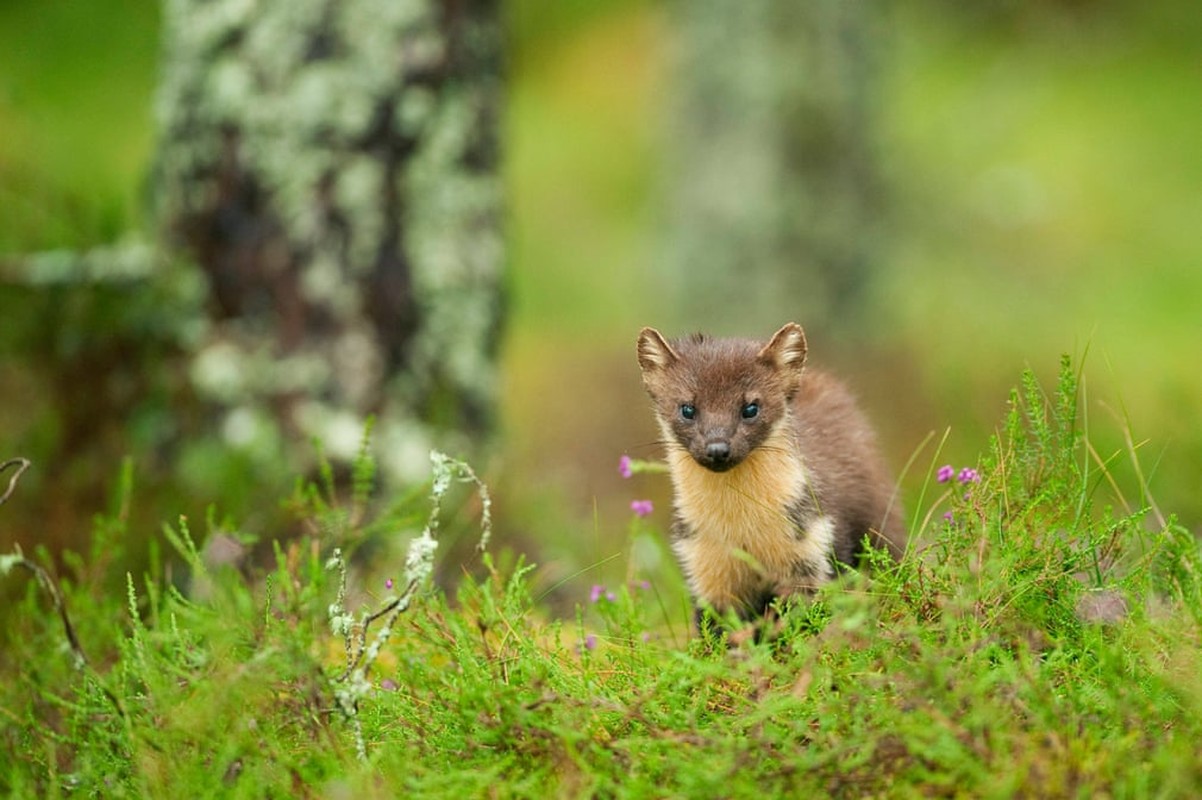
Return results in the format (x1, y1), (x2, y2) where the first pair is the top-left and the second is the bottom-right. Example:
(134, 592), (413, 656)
(3, 359), (1201, 797)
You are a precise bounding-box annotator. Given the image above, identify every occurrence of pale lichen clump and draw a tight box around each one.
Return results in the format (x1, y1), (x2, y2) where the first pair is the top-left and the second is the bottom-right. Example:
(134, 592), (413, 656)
(327, 450), (492, 760)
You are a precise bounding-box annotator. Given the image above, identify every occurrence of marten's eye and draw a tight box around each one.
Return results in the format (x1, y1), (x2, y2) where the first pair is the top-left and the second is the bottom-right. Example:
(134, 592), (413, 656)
(680, 404), (697, 421)
(741, 402), (760, 420)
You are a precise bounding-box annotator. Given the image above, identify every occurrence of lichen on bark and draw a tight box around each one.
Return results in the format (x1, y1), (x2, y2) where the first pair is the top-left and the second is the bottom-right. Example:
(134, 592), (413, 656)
(154, 0), (504, 481)
(663, 0), (883, 337)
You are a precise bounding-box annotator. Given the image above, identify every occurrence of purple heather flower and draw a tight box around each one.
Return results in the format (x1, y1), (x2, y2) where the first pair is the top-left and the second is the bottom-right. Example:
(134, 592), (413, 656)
(937, 465), (955, 483)
(618, 455), (633, 479)
(630, 499), (654, 517)
(584, 633), (598, 651)
(943, 511), (955, 523)
(958, 467), (981, 484)
(589, 584), (605, 603)
(385, 578), (394, 591)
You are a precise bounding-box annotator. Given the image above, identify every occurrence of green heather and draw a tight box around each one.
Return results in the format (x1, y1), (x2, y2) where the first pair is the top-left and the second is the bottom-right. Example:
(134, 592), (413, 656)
(3, 359), (1200, 797)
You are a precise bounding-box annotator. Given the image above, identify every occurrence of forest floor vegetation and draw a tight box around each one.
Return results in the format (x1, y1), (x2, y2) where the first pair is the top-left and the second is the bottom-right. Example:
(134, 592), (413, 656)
(3, 358), (1201, 797)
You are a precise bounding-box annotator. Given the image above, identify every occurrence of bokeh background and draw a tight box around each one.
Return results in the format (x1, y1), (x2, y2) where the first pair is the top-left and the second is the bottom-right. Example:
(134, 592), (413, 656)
(2, 0), (1199, 606)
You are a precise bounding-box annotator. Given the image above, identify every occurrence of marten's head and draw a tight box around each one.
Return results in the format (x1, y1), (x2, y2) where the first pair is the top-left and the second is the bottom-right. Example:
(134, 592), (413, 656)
(637, 323), (808, 473)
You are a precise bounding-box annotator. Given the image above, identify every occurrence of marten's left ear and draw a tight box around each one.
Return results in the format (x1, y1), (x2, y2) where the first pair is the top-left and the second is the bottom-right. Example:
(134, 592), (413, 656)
(758, 323), (808, 375)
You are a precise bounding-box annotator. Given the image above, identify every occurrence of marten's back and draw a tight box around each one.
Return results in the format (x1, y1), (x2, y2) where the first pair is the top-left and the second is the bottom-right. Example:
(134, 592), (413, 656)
(790, 370), (906, 562)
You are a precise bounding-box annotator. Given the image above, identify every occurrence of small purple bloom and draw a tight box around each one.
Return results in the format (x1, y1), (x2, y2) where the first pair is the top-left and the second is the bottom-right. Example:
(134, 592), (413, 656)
(385, 578), (394, 591)
(606, 590), (617, 602)
(630, 499), (654, 517)
(618, 455), (633, 479)
(380, 678), (398, 691)
(589, 584), (605, 603)
(937, 465), (955, 483)
(584, 633), (597, 651)
(634, 579), (651, 591)
(943, 511), (955, 523)
(958, 467), (981, 484)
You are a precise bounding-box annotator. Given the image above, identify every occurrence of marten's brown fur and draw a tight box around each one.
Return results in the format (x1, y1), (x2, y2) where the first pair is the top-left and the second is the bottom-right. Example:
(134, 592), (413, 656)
(637, 323), (905, 620)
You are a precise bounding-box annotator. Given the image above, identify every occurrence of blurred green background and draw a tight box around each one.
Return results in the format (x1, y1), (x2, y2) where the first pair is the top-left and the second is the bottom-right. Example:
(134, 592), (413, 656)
(1, 0), (1199, 594)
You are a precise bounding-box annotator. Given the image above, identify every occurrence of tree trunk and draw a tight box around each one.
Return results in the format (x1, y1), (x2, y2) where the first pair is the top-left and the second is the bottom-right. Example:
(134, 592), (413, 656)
(155, 0), (504, 481)
(663, 0), (883, 338)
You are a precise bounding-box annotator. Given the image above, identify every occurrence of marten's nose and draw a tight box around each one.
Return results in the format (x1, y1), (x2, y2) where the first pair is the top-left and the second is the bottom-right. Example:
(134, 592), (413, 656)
(706, 441), (731, 464)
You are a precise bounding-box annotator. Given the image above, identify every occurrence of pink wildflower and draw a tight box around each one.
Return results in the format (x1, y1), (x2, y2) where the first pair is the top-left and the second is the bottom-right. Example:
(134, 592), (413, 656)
(937, 465), (955, 483)
(618, 455), (633, 479)
(630, 499), (654, 517)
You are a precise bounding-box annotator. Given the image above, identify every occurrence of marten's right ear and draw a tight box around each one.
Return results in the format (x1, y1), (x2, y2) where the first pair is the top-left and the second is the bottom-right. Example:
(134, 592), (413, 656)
(637, 327), (679, 373)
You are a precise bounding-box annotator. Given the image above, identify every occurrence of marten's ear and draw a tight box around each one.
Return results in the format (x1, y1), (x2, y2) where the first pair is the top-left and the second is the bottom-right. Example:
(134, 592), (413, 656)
(758, 323), (808, 375)
(637, 327), (679, 373)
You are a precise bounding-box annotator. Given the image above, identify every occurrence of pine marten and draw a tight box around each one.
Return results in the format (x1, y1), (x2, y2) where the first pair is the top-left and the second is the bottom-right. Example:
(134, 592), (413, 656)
(637, 322), (906, 624)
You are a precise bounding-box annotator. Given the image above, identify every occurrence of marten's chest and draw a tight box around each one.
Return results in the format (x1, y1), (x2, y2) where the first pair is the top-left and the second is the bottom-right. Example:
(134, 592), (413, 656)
(667, 437), (834, 612)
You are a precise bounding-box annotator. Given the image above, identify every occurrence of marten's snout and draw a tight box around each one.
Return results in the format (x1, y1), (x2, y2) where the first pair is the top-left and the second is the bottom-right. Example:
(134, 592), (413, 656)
(700, 440), (735, 472)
